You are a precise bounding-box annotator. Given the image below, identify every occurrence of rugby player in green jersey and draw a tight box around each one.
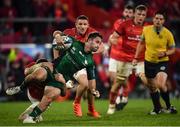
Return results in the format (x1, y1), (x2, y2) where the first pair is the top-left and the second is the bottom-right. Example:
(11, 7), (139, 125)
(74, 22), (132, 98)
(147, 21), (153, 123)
(6, 32), (102, 123)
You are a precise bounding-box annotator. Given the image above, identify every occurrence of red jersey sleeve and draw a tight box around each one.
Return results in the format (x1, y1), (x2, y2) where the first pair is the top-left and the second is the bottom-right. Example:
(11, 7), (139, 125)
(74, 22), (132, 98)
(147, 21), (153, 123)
(63, 28), (76, 36)
(115, 19), (128, 35)
(113, 19), (125, 31)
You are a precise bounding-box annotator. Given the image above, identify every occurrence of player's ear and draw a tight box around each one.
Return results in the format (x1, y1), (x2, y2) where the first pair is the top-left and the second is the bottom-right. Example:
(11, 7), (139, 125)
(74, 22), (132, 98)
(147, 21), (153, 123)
(87, 37), (93, 43)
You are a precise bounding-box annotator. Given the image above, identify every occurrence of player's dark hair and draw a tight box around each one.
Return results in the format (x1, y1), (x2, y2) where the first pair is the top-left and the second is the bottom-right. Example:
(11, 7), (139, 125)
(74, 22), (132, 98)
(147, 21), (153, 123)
(124, 4), (134, 11)
(154, 10), (167, 20)
(76, 15), (89, 21)
(36, 58), (48, 63)
(135, 4), (147, 11)
(88, 32), (103, 40)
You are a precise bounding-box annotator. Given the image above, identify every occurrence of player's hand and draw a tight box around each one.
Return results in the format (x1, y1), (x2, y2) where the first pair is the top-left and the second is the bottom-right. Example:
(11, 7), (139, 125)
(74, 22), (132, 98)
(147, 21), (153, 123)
(91, 89), (100, 98)
(66, 80), (74, 89)
(54, 34), (65, 48)
(132, 59), (138, 66)
(55, 73), (66, 84)
(158, 51), (166, 58)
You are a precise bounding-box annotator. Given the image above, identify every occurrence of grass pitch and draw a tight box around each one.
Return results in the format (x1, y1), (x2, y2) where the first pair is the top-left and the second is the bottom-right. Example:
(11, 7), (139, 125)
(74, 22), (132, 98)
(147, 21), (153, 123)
(0, 99), (180, 126)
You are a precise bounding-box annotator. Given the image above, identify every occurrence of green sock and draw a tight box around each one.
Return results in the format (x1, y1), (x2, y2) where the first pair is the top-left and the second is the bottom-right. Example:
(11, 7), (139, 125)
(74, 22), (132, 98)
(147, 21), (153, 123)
(29, 106), (42, 118)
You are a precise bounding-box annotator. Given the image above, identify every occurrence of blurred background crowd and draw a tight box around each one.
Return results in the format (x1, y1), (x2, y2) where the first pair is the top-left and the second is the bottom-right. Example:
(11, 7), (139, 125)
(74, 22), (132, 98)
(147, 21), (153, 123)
(0, 0), (180, 101)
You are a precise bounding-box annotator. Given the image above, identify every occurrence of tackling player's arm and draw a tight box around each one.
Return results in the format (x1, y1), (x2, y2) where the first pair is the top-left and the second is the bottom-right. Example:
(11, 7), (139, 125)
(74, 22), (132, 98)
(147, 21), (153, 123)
(108, 20), (125, 45)
(108, 31), (120, 45)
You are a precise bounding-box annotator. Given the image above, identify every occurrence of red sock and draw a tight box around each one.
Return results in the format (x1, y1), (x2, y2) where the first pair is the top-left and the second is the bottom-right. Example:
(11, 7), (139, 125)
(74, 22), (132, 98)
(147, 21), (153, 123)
(122, 85), (129, 97)
(109, 92), (118, 104)
(74, 96), (81, 104)
(88, 104), (95, 112)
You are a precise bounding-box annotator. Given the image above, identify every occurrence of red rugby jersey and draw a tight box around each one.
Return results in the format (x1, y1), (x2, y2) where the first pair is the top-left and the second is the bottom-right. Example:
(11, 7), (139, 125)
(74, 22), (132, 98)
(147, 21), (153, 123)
(110, 18), (125, 60)
(25, 62), (45, 101)
(114, 19), (149, 62)
(63, 27), (97, 43)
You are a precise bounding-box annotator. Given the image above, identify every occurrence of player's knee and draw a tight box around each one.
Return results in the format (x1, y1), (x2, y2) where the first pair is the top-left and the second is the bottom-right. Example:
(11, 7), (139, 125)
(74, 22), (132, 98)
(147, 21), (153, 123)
(156, 81), (167, 92)
(148, 85), (158, 93)
(158, 85), (167, 92)
(53, 88), (61, 98)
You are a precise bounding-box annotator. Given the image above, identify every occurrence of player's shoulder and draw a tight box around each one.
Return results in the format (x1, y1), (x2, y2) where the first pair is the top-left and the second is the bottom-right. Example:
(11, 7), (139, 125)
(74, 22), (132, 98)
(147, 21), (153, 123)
(63, 28), (76, 35)
(114, 18), (125, 24)
(120, 19), (133, 26)
(113, 18), (125, 27)
(163, 26), (172, 34)
(87, 27), (97, 33)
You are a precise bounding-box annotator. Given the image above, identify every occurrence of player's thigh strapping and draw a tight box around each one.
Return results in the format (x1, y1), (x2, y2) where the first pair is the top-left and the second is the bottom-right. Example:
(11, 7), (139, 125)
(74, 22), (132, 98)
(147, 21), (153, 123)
(116, 61), (133, 85)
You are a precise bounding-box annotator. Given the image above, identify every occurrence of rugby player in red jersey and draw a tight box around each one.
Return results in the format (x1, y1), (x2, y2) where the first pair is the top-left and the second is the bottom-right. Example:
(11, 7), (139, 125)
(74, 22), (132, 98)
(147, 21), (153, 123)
(107, 5), (148, 114)
(53, 15), (101, 118)
(18, 59), (47, 122)
(106, 4), (135, 110)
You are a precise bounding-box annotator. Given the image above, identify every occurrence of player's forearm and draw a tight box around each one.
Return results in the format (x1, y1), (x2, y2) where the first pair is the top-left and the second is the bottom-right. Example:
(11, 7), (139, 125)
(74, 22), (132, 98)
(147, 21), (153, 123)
(134, 42), (145, 59)
(108, 32), (119, 45)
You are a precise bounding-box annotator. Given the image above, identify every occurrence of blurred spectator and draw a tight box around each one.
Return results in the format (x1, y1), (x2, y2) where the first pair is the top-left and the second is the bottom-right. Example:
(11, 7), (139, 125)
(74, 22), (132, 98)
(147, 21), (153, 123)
(147, 0), (158, 17)
(32, 0), (49, 17)
(49, 0), (67, 19)
(86, 0), (112, 11)
(30, 0), (49, 42)
(15, 25), (33, 43)
(14, 0), (34, 17)
(167, 0), (180, 19)
(49, 0), (73, 31)
(109, 0), (125, 19)
(0, 22), (15, 44)
(0, 0), (17, 18)
(6, 59), (27, 100)
(15, 48), (34, 66)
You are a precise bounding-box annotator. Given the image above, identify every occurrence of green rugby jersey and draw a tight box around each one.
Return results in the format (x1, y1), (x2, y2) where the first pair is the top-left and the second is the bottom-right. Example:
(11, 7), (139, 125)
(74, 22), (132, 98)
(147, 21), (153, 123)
(53, 36), (96, 81)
